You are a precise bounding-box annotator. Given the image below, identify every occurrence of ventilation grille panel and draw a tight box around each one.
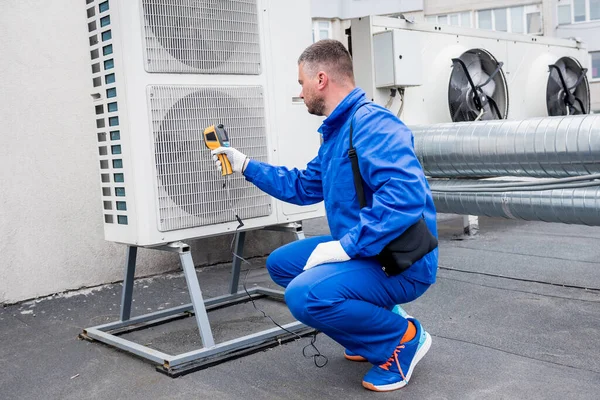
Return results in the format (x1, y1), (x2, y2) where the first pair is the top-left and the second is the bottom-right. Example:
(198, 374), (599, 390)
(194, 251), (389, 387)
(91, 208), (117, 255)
(142, 0), (261, 74)
(149, 85), (271, 232)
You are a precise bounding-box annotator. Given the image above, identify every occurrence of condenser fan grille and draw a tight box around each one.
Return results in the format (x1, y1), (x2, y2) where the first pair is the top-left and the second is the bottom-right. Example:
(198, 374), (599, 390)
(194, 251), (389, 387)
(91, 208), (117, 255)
(149, 85), (271, 232)
(142, 0), (261, 74)
(448, 49), (508, 122)
(546, 57), (590, 116)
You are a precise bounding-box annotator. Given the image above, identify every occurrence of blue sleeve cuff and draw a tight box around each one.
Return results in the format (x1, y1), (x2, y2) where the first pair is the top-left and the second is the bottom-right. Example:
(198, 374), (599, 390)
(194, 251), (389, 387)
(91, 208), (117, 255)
(243, 159), (260, 181)
(339, 234), (359, 258)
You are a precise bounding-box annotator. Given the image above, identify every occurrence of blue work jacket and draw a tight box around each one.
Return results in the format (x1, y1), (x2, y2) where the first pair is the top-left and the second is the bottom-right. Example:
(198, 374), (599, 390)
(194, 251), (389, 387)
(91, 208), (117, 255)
(243, 87), (438, 284)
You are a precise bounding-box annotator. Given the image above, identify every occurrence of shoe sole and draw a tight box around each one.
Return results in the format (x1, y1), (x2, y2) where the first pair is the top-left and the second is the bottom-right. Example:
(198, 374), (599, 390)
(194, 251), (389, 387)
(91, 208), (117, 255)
(344, 353), (367, 362)
(346, 308), (411, 363)
(362, 332), (432, 392)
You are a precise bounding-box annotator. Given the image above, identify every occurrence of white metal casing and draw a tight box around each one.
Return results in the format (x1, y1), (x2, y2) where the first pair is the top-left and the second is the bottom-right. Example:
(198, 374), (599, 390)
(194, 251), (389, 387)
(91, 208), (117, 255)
(85, 0), (324, 247)
(373, 30), (423, 88)
(352, 16), (590, 125)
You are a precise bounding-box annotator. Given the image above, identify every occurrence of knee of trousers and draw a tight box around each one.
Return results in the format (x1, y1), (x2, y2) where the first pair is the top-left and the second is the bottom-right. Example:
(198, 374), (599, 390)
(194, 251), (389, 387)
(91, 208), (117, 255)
(284, 277), (338, 326)
(265, 247), (287, 282)
(284, 279), (311, 323)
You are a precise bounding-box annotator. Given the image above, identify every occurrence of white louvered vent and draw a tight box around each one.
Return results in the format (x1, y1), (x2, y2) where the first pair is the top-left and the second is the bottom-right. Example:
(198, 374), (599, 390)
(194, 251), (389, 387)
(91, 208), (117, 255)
(141, 0), (261, 75)
(149, 85), (271, 232)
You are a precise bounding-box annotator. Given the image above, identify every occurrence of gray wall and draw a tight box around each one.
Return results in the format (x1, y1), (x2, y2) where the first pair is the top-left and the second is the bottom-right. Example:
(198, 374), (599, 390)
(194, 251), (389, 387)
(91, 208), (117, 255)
(0, 1), (293, 304)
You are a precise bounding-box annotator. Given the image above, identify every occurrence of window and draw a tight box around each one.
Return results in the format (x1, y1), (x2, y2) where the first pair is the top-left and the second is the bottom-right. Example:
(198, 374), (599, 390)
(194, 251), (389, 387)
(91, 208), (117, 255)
(478, 10), (493, 29)
(511, 6), (524, 33)
(559, 0), (600, 23)
(312, 20), (331, 42)
(558, 4), (572, 24)
(527, 12), (542, 33)
(426, 12), (472, 27)
(460, 12), (472, 27)
(591, 0), (600, 19)
(494, 8), (508, 31)
(574, 0), (586, 21)
(592, 52), (600, 79)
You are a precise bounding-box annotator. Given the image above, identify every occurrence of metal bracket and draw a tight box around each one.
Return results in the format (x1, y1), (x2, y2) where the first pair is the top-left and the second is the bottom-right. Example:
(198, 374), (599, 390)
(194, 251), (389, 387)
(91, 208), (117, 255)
(81, 222), (314, 377)
(262, 221), (305, 240)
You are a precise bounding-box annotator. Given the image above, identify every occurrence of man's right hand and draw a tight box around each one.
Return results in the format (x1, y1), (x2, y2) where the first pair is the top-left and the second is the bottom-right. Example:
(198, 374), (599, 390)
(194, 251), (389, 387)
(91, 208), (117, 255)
(211, 147), (249, 174)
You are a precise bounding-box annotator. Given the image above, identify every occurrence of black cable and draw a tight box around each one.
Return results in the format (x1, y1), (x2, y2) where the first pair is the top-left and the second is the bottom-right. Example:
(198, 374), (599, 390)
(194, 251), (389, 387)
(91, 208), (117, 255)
(232, 236), (328, 368)
(225, 177), (327, 368)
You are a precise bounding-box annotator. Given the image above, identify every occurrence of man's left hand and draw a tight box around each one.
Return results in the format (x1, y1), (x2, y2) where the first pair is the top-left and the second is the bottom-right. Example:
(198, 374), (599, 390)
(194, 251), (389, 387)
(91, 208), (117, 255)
(303, 241), (350, 271)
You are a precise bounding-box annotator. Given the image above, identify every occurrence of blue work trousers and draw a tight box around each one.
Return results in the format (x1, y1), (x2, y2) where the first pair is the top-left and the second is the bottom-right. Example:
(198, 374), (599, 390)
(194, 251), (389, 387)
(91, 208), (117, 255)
(266, 235), (431, 364)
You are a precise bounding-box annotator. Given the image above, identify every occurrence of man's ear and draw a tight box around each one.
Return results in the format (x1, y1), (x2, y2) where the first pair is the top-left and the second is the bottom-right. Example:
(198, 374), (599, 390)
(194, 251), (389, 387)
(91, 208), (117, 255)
(317, 71), (328, 89)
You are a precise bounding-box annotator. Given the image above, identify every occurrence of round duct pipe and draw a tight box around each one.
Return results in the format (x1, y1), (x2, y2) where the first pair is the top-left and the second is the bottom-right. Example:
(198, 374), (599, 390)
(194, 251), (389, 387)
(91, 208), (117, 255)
(412, 115), (600, 178)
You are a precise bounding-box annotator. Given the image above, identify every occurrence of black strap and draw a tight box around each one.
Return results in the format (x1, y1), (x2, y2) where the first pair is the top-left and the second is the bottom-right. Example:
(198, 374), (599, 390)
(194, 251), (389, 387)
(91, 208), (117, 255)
(348, 103), (369, 209)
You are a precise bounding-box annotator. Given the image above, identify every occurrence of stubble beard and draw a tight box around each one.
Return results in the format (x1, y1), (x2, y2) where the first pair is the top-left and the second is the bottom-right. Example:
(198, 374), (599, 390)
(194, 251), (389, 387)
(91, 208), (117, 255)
(306, 96), (326, 117)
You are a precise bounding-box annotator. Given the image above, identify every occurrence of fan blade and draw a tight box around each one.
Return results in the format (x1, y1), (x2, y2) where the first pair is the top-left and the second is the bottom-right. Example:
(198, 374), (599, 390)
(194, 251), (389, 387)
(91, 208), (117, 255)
(574, 97), (587, 114)
(548, 64), (570, 95)
(556, 59), (568, 78)
(452, 98), (476, 122)
(546, 76), (565, 116)
(462, 52), (488, 87)
(569, 68), (588, 91)
(478, 78), (496, 98)
(563, 68), (578, 91)
(451, 58), (482, 111)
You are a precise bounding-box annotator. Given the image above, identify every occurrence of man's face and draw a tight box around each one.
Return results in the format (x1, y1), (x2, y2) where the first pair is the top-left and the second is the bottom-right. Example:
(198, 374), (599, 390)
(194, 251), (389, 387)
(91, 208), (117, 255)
(298, 63), (326, 116)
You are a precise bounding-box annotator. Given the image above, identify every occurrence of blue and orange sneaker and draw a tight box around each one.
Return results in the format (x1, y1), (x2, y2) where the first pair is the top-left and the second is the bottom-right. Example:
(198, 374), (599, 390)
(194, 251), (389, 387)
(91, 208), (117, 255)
(344, 305), (412, 362)
(362, 318), (431, 392)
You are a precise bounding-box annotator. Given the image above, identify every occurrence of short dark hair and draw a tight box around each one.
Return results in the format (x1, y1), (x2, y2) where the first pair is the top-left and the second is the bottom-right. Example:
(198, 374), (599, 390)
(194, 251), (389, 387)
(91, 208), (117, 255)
(298, 39), (354, 84)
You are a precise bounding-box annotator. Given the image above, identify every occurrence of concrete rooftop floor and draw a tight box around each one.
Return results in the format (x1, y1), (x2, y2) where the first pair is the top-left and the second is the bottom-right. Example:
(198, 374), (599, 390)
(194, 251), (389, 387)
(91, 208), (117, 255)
(1, 215), (600, 399)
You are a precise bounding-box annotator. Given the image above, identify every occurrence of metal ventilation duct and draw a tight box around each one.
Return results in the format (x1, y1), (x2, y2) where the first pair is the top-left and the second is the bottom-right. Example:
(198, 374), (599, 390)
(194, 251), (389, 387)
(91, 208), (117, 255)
(429, 179), (600, 226)
(412, 115), (600, 178)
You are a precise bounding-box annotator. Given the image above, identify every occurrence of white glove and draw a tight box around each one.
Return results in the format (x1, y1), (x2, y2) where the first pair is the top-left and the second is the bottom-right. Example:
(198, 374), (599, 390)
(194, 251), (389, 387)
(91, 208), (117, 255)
(210, 147), (249, 173)
(303, 241), (350, 271)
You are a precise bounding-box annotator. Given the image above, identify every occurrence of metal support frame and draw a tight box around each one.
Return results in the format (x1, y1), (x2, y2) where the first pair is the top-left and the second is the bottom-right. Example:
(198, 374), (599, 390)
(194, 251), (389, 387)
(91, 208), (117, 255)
(81, 222), (314, 377)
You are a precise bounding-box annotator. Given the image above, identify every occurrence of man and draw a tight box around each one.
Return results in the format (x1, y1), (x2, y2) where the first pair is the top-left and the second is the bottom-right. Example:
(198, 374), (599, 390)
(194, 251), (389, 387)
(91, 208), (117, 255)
(211, 39), (438, 392)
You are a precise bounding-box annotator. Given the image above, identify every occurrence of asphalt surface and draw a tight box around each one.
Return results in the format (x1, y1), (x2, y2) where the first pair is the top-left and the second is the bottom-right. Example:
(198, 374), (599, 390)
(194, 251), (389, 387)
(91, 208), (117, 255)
(2, 215), (599, 399)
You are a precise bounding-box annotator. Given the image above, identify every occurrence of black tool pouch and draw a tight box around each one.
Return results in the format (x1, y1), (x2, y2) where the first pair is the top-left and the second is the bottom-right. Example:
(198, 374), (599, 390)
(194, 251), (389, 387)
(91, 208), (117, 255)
(348, 104), (438, 277)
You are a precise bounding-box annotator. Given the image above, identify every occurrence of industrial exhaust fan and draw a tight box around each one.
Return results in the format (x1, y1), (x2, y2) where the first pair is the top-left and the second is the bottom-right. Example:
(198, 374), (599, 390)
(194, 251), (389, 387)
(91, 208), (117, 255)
(546, 56), (590, 116)
(448, 49), (509, 122)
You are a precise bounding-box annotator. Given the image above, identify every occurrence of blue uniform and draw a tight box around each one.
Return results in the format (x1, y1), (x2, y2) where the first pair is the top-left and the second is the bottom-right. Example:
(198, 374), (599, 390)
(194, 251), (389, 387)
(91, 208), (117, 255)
(243, 87), (438, 364)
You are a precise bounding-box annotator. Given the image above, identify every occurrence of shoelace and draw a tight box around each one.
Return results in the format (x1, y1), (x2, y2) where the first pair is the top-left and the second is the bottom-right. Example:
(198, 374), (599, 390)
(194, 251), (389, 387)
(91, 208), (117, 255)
(380, 344), (407, 381)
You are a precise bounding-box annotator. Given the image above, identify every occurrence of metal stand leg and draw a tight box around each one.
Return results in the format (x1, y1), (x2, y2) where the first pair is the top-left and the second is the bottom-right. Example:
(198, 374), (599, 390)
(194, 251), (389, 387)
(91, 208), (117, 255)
(295, 227), (305, 241)
(120, 246), (137, 321)
(229, 231), (246, 295)
(180, 250), (216, 348)
(463, 215), (479, 236)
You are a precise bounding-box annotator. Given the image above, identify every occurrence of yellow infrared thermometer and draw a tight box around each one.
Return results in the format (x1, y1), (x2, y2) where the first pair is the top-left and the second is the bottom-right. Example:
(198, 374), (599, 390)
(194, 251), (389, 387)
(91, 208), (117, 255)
(203, 124), (233, 176)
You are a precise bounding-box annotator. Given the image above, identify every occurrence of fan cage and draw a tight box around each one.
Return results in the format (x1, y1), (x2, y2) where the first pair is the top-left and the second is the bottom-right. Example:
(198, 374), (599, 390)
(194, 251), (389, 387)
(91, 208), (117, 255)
(448, 48), (509, 122)
(149, 85), (272, 232)
(141, 0), (262, 75)
(546, 56), (590, 116)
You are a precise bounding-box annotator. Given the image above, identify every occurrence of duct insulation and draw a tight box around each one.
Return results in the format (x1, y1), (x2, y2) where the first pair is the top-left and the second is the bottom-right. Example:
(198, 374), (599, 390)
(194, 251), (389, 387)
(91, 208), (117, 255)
(429, 179), (600, 225)
(412, 115), (600, 178)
